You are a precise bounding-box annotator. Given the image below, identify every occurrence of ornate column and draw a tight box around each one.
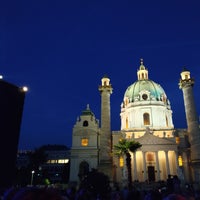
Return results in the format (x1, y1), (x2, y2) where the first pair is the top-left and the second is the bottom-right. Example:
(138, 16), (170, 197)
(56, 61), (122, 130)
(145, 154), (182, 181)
(179, 69), (200, 182)
(98, 75), (113, 178)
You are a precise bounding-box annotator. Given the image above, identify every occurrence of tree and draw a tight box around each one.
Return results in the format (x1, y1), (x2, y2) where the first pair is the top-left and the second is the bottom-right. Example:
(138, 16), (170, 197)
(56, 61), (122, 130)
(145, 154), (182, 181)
(114, 138), (142, 189)
(81, 168), (111, 199)
(29, 147), (47, 169)
(28, 146), (48, 185)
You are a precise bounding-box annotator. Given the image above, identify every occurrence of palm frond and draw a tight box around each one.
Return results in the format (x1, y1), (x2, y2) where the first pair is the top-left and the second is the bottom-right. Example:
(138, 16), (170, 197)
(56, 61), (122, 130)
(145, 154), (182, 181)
(113, 138), (142, 156)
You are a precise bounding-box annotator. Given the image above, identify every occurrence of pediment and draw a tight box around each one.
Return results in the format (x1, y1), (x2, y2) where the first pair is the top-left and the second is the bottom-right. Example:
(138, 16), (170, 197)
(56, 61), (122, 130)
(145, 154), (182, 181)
(135, 132), (176, 145)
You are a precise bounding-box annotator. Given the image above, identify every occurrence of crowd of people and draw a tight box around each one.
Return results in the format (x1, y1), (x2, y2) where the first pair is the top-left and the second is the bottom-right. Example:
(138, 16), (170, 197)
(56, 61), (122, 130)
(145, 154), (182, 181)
(0, 175), (199, 200)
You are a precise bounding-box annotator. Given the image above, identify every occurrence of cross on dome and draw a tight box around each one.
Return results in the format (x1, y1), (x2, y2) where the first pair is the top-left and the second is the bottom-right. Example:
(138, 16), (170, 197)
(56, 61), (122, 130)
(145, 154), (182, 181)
(140, 58), (144, 65)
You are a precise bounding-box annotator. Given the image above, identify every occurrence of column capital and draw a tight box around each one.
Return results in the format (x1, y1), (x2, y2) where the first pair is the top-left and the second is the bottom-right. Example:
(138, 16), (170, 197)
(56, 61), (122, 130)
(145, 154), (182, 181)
(179, 78), (194, 89)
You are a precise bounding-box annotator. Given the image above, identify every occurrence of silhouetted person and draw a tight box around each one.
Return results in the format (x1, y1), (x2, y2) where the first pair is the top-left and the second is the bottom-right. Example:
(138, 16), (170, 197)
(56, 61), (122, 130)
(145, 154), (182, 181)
(167, 174), (173, 194)
(172, 175), (181, 194)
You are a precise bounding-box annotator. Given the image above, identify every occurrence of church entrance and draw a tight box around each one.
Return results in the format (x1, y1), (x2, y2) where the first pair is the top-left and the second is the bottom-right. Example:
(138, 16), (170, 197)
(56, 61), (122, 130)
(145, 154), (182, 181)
(78, 161), (89, 181)
(148, 166), (155, 182)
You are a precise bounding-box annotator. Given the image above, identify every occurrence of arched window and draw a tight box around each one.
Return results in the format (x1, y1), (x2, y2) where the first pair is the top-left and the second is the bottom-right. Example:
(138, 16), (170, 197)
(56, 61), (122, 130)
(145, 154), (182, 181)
(83, 120), (88, 127)
(143, 113), (150, 125)
(142, 73), (144, 79)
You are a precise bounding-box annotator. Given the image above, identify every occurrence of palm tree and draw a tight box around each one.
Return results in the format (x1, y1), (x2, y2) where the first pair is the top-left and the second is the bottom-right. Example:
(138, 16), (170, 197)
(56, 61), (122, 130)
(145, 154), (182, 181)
(114, 138), (142, 189)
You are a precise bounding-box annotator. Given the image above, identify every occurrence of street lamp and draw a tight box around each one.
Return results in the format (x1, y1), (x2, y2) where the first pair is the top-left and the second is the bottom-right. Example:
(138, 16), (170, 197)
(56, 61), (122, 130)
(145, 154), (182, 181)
(31, 170), (35, 185)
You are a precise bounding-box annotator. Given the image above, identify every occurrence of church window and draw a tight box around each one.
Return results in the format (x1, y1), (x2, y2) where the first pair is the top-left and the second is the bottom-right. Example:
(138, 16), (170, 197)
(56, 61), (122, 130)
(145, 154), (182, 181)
(142, 73), (144, 79)
(146, 152), (155, 162)
(81, 138), (88, 146)
(143, 113), (150, 125)
(176, 137), (180, 144)
(83, 120), (88, 127)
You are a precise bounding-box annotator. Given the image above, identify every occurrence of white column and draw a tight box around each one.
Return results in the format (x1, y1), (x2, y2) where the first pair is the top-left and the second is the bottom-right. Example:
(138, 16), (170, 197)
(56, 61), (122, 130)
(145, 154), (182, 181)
(165, 151), (170, 176)
(142, 151), (147, 181)
(155, 151), (160, 181)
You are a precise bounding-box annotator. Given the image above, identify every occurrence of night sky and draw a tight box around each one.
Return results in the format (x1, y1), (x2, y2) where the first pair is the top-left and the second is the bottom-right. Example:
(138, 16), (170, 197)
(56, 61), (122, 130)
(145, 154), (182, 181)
(1, 1), (200, 150)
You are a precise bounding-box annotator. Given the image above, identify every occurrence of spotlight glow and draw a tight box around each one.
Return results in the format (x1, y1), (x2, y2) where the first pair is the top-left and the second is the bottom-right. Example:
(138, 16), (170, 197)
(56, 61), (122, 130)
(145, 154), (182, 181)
(22, 86), (28, 92)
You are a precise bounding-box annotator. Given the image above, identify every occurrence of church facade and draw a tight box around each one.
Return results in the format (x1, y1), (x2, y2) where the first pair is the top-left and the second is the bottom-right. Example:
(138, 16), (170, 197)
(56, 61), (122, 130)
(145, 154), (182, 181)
(69, 60), (200, 186)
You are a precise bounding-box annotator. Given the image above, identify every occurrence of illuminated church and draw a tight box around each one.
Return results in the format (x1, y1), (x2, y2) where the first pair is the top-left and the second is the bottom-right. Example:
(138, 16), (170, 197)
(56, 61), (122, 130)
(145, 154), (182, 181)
(70, 60), (200, 186)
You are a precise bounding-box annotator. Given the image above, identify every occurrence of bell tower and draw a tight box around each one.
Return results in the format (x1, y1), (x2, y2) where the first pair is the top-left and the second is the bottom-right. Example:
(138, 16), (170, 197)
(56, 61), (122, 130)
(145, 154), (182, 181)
(98, 75), (113, 177)
(179, 68), (200, 182)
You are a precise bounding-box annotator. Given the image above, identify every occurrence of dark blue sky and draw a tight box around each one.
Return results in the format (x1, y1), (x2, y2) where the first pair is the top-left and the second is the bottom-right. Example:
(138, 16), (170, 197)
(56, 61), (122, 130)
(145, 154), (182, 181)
(1, 1), (200, 150)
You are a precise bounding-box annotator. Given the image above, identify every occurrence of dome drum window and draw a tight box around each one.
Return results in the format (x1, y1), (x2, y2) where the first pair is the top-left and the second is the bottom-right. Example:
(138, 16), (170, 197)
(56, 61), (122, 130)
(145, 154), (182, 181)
(143, 113), (150, 125)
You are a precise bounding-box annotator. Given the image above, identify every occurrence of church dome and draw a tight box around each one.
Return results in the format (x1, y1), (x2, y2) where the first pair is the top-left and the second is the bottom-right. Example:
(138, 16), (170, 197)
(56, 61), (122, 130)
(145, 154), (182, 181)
(124, 79), (167, 102)
(123, 59), (168, 104)
(120, 59), (174, 130)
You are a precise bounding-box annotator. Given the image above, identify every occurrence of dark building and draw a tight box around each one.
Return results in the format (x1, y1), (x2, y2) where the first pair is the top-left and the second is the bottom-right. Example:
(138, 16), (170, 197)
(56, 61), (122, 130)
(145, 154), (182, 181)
(0, 79), (27, 187)
(16, 145), (70, 185)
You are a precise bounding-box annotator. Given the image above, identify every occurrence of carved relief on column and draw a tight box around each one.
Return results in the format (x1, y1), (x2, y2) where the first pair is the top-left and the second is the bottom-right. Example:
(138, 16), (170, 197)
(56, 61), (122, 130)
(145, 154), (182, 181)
(155, 151), (160, 181)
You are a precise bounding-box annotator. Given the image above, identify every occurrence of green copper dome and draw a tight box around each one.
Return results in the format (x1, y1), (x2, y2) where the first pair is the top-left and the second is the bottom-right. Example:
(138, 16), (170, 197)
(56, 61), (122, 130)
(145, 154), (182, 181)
(124, 79), (167, 102)
(81, 104), (94, 116)
(123, 59), (169, 103)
